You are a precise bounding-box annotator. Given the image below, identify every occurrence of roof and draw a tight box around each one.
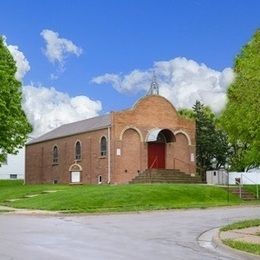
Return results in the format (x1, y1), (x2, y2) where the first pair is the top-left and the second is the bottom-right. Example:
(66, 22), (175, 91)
(132, 95), (178, 114)
(28, 114), (111, 145)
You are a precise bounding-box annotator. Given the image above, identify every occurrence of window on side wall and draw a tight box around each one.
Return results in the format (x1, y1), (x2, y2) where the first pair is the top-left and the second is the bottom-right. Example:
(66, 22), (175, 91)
(53, 145), (59, 164)
(100, 136), (107, 156)
(75, 141), (81, 160)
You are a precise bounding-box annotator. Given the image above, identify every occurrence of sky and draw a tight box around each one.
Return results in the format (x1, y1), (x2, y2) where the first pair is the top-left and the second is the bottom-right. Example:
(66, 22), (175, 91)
(1, 0), (260, 137)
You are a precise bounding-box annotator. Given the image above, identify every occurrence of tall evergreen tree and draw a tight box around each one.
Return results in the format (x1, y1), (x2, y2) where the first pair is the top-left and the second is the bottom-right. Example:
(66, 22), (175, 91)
(191, 101), (229, 174)
(220, 29), (260, 170)
(0, 36), (32, 164)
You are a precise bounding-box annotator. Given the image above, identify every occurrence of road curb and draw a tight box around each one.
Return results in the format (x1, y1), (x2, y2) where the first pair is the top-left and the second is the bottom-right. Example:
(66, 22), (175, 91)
(212, 228), (260, 260)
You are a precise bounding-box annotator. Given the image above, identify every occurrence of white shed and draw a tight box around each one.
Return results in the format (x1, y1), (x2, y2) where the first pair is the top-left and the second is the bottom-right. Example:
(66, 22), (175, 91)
(206, 169), (228, 185)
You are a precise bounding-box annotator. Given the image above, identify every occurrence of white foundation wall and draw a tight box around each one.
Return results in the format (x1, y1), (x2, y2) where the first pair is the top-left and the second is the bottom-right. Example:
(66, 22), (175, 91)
(207, 168), (260, 185)
(229, 169), (260, 185)
(0, 148), (25, 180)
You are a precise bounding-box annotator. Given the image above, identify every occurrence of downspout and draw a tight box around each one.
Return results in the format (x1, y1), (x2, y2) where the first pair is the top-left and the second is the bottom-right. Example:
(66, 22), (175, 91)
(107, 126), (111, 184)
(24, 145), (27, 185)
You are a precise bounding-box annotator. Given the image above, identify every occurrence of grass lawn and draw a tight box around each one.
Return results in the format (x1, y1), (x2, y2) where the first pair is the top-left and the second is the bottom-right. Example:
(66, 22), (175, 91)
(0, 180), (255, 213)
(223, 239), (260, 256)
(221, 219), (260, 256)
(0, 180), (67, 203)
(220, 219), (260, 231)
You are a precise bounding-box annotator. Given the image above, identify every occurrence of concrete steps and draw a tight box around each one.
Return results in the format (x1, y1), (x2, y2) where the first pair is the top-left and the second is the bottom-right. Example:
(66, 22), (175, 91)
(130, 169), (204, 184)
(228, 187), (257, 200)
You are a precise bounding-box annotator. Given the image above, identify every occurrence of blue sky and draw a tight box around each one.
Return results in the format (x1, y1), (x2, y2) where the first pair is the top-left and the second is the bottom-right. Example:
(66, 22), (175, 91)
(1, 0), (259, 136)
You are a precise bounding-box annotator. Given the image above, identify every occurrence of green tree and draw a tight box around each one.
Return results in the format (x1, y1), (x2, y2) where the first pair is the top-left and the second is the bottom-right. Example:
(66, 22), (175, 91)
(182, 102), (230, 175)
(178, 108), (195, 120)
(0, 36), (32, 164)
(228, 142), (249, 172)
(220, 29), (260, 170)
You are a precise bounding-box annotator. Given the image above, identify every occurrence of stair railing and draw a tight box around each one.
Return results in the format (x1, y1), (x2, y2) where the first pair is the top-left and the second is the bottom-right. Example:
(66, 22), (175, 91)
(149, 156), (158, 169)
(235, 177), (242, 199)
(149, 156), (158, 183)
(173, 157), (191, 175)
(241, 173), (259, 199)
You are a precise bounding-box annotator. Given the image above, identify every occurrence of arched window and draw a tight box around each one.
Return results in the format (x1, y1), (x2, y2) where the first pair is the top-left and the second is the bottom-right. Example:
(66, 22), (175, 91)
(100, 136), (107, 156)
(75, 141), (81, 160)
(53, 145), (59, 164)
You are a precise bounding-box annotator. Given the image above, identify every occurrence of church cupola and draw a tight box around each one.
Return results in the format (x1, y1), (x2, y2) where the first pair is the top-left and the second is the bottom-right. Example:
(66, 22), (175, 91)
(147, 72), (159, 95)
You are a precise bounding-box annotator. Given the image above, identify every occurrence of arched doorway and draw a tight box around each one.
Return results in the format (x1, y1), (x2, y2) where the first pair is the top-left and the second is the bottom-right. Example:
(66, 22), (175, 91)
(147, 129), (175, 169)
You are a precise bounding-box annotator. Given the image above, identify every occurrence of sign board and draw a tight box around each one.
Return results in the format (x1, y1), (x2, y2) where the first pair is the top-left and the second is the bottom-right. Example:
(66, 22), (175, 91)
(71, 171), (80, 183)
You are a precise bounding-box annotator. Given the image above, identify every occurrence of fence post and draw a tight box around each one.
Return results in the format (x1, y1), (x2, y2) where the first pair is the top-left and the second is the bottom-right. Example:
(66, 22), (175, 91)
(240, 174), (243, 198)
(227, 170), (230, 203)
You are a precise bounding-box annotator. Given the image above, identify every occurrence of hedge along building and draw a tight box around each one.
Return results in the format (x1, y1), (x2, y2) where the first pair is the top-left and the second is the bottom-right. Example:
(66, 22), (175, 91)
(25, 78), (196, 184)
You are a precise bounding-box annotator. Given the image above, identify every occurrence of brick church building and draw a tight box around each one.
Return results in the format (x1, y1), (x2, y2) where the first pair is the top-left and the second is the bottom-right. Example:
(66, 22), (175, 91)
(25, 79), (196, 184)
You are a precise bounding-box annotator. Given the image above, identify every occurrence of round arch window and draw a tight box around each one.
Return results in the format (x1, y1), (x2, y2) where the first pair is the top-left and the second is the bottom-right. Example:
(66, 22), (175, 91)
(53, 145), (59, 164)
(75, 141), (81, 160)
(100, 136), (107, 156)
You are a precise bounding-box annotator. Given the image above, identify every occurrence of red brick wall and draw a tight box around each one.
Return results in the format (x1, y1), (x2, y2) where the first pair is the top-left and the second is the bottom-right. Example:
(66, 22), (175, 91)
(114, 128), (141, 183)
(173, 133), (192, 173)
(26, 129), (109, 184)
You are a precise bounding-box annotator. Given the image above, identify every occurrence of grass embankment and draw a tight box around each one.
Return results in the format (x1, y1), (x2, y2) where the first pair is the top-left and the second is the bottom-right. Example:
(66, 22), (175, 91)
(0, 180), (250, 213)
(221, 219), (260, 231)
(223, 240), (260, 255)
(244, 185), (260, 198)
(221, 219), (260, 256)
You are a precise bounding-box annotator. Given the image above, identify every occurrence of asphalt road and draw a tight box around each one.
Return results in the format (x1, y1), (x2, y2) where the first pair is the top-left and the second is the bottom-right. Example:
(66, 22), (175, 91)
(0, 206), (259, 260)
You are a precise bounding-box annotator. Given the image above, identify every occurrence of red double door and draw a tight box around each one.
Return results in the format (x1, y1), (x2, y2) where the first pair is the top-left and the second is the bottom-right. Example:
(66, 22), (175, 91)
(148, 143), (165, 169)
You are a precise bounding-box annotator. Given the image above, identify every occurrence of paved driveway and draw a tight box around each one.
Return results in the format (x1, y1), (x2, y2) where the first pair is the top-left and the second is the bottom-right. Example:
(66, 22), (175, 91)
(0, 206), (259, 260)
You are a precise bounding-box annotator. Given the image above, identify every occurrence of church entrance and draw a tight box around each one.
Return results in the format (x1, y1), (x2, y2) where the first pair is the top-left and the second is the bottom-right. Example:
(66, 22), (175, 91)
(146, 128), (175, 169)
(148, 142), (165, 168)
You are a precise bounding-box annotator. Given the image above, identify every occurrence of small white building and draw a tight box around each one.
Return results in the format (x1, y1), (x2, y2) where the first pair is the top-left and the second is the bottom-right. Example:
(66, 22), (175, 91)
(206, 169), (228, 185)
(0, 148), (25, 180)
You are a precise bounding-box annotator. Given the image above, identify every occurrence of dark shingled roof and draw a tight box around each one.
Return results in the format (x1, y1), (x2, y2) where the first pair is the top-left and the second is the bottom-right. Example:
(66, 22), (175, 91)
(28, 114), (111, 145)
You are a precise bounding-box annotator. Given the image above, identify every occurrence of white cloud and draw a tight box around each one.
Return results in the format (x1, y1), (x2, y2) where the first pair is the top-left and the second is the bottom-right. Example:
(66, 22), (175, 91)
(92, 57), (234, 113)
(22, 85), (102, 137)
(41, 29), (82, 66)
(4, 36), (99, 141)
(3, 36), (30, 81)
